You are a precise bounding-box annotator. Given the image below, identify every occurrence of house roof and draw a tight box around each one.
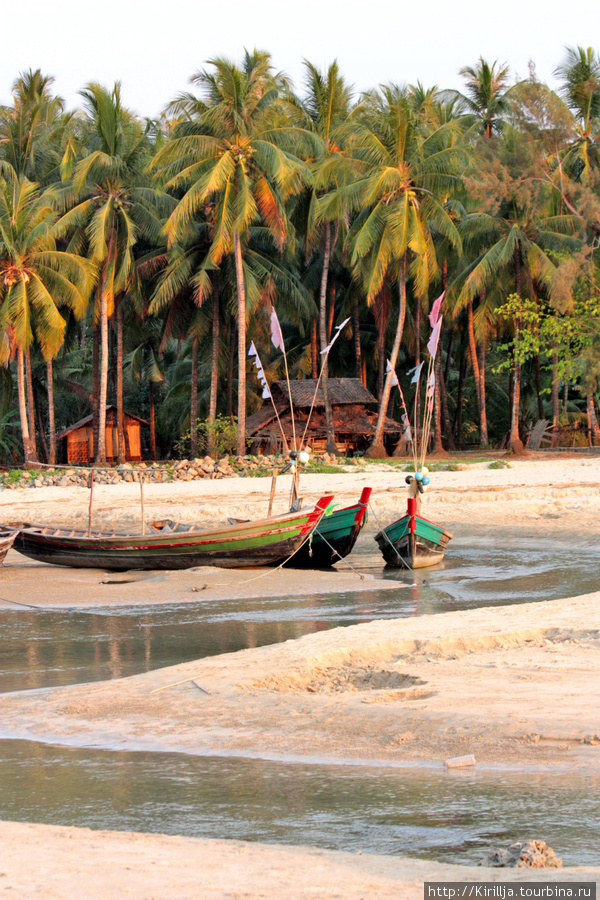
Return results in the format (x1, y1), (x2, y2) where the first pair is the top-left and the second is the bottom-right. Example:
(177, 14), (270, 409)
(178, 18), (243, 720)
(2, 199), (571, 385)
(271, 378), (377, 408)
(57, 405), (149, 439)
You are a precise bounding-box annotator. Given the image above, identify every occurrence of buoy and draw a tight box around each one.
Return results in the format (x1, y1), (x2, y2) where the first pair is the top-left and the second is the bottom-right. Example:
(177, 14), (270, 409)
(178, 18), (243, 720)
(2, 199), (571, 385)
(422, 476), (430, 485)
(298, 450), (310, 464)
(405, 475), (414, 484)
(421, 466), (429, 474)
(414, 471), (423, 482)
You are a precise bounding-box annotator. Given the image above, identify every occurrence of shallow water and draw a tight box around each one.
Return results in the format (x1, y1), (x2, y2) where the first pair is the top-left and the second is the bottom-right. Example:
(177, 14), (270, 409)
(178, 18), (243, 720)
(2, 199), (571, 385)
(0, 739), (597, 866)
(2, 530), (599, 865)
(2, 533), (599, 694)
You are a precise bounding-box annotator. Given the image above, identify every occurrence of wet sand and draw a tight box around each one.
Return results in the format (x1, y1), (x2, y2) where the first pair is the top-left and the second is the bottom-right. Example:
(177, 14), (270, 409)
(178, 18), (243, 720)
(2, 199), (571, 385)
(2, 457), (600, 896)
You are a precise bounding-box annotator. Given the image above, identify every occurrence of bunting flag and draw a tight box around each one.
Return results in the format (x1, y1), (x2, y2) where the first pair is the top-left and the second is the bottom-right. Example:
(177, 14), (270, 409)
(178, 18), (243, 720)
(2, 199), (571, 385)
(427, 316), (443, 360)
(320, 317), (351, 355)
(270, 309), (285, 352)
(407, 361), (424, 384)
(248, 342), (272, 399)
(387, 359), (412, 443)
(428, 292), (445, 328)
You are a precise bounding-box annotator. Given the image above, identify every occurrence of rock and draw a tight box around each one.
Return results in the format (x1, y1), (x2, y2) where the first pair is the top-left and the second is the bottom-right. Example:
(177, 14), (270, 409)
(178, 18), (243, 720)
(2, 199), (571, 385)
(583, 734), (600, 745)
(483, 840), (562, 868)
(121, 462), (133, 470)
(123, 473), (134, 483)
(445, 755), (476, 768)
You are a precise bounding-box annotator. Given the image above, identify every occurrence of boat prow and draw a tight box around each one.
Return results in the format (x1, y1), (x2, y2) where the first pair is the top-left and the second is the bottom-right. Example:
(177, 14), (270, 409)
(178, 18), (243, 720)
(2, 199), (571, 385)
(375, 498), (452, 569)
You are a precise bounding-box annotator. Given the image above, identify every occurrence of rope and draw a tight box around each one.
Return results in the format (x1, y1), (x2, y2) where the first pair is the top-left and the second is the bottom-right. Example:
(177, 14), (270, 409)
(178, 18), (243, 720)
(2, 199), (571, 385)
(308, 528), (365, 580)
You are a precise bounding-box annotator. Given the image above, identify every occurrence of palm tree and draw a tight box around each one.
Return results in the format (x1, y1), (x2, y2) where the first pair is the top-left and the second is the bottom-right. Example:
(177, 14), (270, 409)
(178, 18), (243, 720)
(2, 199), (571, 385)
(152, 51), (318, 456)
(55, 83), (162, 462)
(0, 173), (93, 463)
(456, 58), (511, 138)
(319, 85), (464, 456)
(290, 59), (354, 453)
(554, 46), (600, 181)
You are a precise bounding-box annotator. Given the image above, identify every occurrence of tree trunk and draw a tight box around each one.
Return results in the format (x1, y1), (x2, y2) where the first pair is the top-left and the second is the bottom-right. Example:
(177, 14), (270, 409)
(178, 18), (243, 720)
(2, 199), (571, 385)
(509, 248), (524, 453)
(432, 325), (447, 455)
(47, 359), (56, 465)
(535, 352), (544, 421)
(353, 295), (362, 381)
(311, 317), (318, 378)
(466, 299), (481, 404)
(207, 279), (220, 458)
(92, 324), (100, 459)
(478, 337), (488, 447)
(366, 255), (407, 457)
(552, 344), (560, 429)
(149, 380), (157, 461)
(319, 223), (337, 454)
(96, 276), (109, 463)
(116, 298), (125, 464)
(233, 231), (246, 457)
(453, 350), (467, 446)
(35, 393), (49, 464)
(17, 348), (36, 465)
(587, 393), (600, 445)
(226, 315), (235, 420)
(190, 333), (198, 459)
(25, 347), (37, 459)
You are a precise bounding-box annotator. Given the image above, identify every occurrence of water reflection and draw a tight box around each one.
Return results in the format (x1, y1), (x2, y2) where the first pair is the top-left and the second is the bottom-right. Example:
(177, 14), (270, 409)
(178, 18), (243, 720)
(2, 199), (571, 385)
(0, 739), (597, 866)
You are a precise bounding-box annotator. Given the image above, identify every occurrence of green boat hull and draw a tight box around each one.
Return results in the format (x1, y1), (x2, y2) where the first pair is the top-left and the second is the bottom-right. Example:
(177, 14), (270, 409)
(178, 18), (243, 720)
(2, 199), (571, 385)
(286, 488), (372, 568)
(8, 496), (334, 571)
(375, 506), (452, 569)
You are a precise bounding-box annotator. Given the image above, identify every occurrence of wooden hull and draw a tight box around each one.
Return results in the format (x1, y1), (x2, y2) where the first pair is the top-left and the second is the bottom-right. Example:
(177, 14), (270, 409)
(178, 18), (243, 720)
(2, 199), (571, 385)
(375, 500), (452, 569)
(286, 487), (372, 568)
(0, 528), (18, 564)
(8, 496), (334, 571)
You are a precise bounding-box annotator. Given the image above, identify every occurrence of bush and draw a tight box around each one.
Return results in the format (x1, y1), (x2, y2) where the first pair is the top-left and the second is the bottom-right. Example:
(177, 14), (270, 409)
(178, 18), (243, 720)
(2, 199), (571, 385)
(175, 415), (239, 459)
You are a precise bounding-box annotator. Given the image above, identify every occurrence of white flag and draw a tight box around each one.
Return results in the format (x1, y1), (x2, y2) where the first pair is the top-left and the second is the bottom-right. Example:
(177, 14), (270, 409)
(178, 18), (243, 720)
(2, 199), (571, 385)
(386, 359), (400, 388)
(270, 309), (285, 352)
(408, 361), (424, 384)
(427, 316), (443, 360)
(320, 316), (351, 355)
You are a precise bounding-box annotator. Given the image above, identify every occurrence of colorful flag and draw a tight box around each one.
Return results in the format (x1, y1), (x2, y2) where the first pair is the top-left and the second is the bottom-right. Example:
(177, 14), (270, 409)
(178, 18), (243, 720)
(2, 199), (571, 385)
(270, 309), (285, 352)
(426, 370), (436, 399)
(320, 317), (351, 355)
(427, 316), (443, 359)
(248, 343), (272, 399)
(428, 292), (444, 327)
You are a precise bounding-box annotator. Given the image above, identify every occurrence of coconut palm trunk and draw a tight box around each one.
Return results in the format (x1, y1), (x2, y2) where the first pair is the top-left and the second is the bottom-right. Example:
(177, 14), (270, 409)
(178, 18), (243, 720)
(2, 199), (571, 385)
(190, 333), (198, 458)
(116, 297), (125, 464)
(96, 278), (109, 463)
(25, 348), (37, 459)
(47, 358), (56, 465)
(587, 394), (600, 445)
(319, 223), (337, 454)
(149, 380), (157, 461)
(478, 338), (488, 447)
(17, 347), (36, 464)
(353, 295), (362, 380)
(233, 232), (247, 457)
(207, 280), (220, 458)
(367, 255), (407, 457)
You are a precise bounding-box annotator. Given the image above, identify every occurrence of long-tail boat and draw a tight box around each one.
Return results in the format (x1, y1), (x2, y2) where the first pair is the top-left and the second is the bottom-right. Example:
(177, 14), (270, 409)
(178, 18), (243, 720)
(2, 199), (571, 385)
(0, 528), (18, 564)
(7, 495), (334, 571)
(287, 487), (372, 568)
(375, 495), (452, 568)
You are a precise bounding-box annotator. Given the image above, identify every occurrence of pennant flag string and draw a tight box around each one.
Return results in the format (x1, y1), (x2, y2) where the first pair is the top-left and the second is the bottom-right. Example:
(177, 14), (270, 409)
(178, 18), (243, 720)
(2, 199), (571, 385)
(428, 292), (445, 328)
(320, 317), (351, 355)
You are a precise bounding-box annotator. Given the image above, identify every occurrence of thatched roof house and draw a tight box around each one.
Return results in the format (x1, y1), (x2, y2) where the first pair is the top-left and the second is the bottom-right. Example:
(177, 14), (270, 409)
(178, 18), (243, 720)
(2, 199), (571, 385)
(57, 405), (148, 464)
(246, 378), (401, 454)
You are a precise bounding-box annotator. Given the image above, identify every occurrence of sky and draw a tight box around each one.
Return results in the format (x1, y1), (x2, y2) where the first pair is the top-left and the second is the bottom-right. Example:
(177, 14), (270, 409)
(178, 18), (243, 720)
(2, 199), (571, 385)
(2, 0), (600, 117)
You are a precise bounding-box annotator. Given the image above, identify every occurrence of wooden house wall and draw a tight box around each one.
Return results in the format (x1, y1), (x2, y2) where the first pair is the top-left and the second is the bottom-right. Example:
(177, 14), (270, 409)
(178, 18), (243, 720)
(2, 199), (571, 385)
(63, 420), (142, 463)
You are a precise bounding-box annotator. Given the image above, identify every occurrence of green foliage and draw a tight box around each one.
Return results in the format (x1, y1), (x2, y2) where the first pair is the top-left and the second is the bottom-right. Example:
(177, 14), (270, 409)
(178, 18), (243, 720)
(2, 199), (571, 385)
(488, 459), (511, 469)
(175, 415), (239, 459)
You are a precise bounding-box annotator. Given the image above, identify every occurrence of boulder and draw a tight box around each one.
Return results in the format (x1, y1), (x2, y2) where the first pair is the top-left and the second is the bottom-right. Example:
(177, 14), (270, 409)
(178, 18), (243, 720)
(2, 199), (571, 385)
(483, 840), (562, 868)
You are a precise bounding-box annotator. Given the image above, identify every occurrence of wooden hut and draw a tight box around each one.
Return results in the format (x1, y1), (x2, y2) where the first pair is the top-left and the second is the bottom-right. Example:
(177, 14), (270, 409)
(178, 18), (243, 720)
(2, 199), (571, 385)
(245, 378), (401, 455)
(57, 406), (148, 464)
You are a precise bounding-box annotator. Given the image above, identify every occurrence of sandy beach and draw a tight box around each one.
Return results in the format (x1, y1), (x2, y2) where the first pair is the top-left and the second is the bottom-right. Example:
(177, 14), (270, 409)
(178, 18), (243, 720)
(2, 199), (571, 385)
(2, 456), (600, 896)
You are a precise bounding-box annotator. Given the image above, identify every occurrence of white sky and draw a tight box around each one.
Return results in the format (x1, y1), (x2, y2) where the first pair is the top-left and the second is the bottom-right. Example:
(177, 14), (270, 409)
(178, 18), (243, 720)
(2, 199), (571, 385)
(2, 0), (600, 117)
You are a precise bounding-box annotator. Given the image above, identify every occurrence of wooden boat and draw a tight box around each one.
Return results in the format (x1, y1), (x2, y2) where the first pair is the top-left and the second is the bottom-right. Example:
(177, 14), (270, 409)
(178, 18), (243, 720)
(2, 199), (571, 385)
(0, 527), (18, 564)
(375, 497), (453, 569)
(7, 495), (334, 571)
(287, 487), (372, 568)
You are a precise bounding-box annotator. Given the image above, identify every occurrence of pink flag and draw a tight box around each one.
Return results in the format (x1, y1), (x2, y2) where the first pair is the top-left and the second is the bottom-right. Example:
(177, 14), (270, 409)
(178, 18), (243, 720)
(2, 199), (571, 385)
(427, 316), (443, 359)
(270, 309), (285, 352)
(428, 292), (444, 327)
(426, 370), (436, 399)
